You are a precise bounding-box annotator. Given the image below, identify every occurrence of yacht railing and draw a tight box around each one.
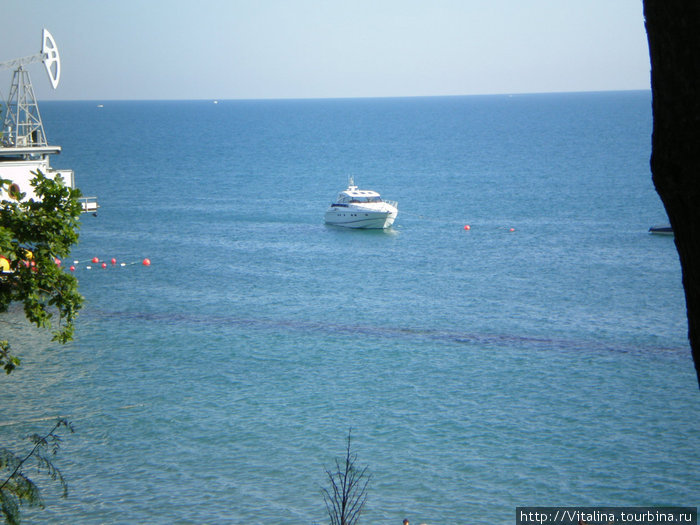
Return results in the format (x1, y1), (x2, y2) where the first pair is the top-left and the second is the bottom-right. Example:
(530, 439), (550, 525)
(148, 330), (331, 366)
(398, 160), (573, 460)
(384, 199), (398, 208)
(79, 196), (99, 213)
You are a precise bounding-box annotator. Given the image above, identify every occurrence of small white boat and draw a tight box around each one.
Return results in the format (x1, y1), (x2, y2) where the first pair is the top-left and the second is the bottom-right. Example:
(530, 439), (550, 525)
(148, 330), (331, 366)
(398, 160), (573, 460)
(649, 224), (673, 235)
(324, 177), (398, 229)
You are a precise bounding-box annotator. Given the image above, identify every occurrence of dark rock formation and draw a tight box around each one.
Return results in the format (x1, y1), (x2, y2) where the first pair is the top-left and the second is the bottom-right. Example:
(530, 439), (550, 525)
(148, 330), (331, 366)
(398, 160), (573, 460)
(644, 1), (700, 386)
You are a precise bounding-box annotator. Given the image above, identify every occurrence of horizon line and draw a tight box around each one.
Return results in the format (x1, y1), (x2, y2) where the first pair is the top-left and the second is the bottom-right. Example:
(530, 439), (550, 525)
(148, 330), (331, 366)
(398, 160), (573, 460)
(39, 88), (651, 104)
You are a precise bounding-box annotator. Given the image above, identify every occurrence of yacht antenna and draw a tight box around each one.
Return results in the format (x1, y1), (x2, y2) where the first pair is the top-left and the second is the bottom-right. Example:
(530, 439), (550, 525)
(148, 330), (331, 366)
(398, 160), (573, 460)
(0, 29), (61, 147)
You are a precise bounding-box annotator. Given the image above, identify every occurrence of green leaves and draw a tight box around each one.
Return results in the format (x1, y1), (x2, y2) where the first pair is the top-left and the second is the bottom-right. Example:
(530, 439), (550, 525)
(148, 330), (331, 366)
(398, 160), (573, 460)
(0, 341), (20, 375)
(0, 170), (84, 374)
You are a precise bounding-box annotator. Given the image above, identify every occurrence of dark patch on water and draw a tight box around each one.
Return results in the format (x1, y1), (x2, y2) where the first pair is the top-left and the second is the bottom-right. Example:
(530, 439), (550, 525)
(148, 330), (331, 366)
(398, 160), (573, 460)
(81, 306), (686, 356)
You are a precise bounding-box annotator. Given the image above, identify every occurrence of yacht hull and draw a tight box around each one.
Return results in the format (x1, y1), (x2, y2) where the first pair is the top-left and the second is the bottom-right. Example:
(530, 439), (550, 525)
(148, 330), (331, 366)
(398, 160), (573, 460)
(324, 209), (397, 229)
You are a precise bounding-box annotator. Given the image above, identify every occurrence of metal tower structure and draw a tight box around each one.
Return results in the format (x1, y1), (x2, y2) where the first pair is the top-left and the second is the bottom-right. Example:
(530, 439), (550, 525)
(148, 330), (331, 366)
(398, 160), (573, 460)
(1, 29), (61, 147)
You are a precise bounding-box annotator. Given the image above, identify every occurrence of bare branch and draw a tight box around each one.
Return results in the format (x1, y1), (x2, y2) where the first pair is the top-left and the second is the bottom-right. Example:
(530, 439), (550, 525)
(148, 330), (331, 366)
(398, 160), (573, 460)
(322, 429), (371, 525)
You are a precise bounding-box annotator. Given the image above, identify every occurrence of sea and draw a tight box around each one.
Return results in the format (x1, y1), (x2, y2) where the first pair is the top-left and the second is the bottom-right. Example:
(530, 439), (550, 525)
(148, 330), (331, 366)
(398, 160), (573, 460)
(2, 91), (699, 524)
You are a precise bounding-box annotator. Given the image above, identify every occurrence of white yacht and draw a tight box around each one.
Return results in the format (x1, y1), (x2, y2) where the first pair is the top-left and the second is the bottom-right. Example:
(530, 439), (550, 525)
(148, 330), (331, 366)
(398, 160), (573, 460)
(324, 177), (398, 229)
(0, 29), (98, 212)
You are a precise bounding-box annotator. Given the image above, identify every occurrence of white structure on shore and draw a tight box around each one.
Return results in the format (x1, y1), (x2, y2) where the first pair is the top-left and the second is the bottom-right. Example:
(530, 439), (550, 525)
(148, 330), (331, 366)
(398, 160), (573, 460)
(0, 29), (97, 212)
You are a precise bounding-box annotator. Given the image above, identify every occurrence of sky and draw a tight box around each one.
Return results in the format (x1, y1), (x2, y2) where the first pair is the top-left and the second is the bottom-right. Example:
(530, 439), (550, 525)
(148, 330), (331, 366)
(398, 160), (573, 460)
(1, 0), (651, 101)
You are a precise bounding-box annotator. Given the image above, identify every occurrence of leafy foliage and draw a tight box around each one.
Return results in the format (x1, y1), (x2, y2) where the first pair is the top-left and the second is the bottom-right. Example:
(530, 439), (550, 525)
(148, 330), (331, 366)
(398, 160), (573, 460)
(0, 341), (20, 376)
(322, 429), (371, 525)
(0, 419), (74, 525)
(0, 170), (83, 373)
(0, 170), (81, 522)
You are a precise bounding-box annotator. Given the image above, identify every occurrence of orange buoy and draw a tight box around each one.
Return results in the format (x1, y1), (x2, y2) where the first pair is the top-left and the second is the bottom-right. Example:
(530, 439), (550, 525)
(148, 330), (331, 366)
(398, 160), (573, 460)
(142, 258), (151, 266)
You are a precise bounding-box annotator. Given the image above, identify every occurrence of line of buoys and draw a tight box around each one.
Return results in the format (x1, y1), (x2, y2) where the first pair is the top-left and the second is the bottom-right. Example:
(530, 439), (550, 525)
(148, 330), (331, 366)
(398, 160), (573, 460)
(67, 257), (152, 271)
(462, 224), (516, 232)
(400, 209), (517, 233)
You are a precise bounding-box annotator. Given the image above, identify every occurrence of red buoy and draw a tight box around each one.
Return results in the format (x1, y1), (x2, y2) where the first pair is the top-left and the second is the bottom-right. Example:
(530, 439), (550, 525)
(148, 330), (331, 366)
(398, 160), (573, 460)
(142, 258), (151, 266)
(464, 224), (471, 231)
(111, 258), (117, 265)
(54, 258), (61, 266)
(101, 262), (107, 269)
(92, 257), (99, 263)
(69, 265), (75, 272)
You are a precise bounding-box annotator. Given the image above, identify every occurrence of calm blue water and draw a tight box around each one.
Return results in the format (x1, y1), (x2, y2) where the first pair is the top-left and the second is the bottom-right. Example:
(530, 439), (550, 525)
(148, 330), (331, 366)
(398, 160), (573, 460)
(3, 92), (699, 524)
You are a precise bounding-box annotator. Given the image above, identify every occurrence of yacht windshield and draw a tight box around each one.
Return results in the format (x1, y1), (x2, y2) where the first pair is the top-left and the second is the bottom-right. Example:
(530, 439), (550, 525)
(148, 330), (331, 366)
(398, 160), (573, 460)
(349, 196), (381, 203)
